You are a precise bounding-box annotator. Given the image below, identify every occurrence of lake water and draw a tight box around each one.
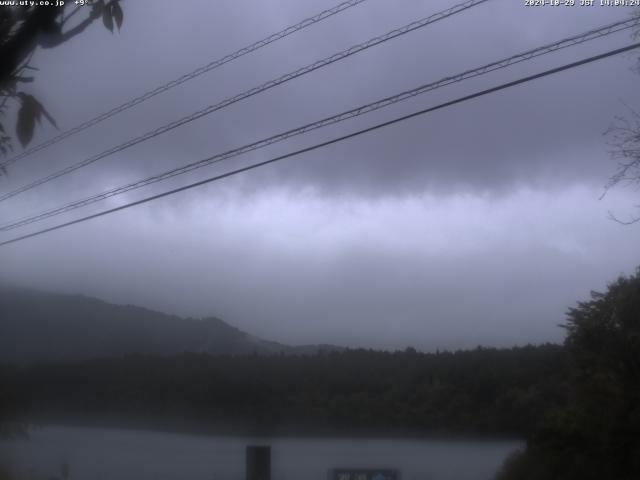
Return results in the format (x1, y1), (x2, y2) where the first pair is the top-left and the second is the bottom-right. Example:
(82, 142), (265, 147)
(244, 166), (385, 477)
(0, 425), (522, 480)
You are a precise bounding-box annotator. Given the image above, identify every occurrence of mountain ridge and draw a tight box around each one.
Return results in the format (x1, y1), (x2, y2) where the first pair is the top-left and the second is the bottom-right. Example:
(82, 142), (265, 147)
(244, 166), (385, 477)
(0, 286), (342, 363)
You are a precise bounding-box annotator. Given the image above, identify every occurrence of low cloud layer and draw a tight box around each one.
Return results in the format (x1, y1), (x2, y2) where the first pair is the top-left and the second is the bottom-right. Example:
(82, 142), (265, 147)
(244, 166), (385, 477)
(3, 184), (638, 350)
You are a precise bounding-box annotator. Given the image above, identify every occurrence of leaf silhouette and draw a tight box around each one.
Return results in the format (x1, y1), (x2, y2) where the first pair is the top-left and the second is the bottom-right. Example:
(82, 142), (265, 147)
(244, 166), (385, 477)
(16, 95), (37, 147)
(112, 2), (123, 30)
(16, 94), (57, 147)
(102, 6), (114, 32)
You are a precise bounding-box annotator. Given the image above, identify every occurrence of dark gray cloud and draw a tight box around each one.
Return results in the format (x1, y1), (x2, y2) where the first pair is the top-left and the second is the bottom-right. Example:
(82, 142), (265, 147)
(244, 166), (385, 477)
(2, 0), (637, 197)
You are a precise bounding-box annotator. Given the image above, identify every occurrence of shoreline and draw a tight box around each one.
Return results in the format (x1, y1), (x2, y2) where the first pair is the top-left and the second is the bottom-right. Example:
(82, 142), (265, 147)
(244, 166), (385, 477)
(18, 416), (524, 442)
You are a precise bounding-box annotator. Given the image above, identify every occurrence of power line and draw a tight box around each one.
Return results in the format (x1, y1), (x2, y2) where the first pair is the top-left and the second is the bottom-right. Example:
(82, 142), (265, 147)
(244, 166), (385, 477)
(0, 0), (490, 203)
(0, 0), (370, 169)
(1, 41), (638, 248)
(2, 15), (638, 233)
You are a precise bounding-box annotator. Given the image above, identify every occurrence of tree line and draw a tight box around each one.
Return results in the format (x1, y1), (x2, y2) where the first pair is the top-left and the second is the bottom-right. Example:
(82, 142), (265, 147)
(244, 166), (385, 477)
(1, 343), (566, 436)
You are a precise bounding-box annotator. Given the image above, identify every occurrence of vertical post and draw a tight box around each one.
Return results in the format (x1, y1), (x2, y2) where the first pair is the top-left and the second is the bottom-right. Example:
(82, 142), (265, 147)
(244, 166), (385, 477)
(246, 445), (271, 480)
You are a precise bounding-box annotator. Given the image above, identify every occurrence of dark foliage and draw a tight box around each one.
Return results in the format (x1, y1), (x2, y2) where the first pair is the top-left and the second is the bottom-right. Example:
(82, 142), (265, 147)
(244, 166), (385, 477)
(498, 268), (640, 480)
(0, 1), (123, 157)
(2, 344), (566, 436)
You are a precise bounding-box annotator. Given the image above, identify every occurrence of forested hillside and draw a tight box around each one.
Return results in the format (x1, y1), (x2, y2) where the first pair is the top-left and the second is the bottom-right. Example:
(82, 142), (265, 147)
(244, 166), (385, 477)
(0, 287), (338, 362)
(1, 344), (566, 436)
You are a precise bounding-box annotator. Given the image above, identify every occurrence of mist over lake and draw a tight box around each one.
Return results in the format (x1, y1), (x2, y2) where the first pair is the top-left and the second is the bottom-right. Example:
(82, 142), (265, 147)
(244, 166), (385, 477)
(0, 425), (522, 480)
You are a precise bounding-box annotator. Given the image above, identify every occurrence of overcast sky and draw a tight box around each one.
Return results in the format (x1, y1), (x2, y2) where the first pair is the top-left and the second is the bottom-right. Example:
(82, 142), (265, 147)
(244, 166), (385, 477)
(1, 0), (639, 351)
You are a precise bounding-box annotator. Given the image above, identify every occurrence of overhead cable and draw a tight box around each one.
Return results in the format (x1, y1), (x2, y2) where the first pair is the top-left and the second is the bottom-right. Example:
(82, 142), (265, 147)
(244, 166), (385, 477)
(2, 15), (637, 233)
(0, 0), (490, 203)
(0, 0), (371, 168)
(2, 41), (638, 247)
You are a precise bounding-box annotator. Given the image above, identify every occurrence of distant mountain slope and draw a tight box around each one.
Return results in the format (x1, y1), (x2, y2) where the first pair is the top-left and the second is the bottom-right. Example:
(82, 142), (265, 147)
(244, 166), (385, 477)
(0, 287), (339, 363)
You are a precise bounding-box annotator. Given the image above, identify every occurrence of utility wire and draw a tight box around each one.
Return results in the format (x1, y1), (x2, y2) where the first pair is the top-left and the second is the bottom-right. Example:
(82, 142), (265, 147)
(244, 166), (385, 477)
(0, 0), (489, 203)
(2, 15), (638, 233)
(0, 0), (370, 169)
(1, 41), (638, 248)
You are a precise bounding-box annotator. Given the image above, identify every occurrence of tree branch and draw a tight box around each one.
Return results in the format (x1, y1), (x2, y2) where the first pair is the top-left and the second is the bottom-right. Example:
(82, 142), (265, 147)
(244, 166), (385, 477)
(38, 7), (102, 49)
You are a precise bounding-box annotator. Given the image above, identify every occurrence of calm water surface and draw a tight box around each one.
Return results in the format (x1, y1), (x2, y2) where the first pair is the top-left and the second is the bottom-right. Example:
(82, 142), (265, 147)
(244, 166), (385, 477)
(0, 425), (522, 480)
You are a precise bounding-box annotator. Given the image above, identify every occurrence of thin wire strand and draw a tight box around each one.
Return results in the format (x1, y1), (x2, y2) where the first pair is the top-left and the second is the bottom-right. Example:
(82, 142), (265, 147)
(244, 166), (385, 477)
(2, 41), (639, 248)
(0, 0), (370, 168)
(0, 0), (490, 203)
(2, 15), (638, 233)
